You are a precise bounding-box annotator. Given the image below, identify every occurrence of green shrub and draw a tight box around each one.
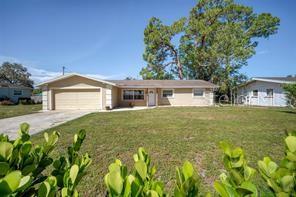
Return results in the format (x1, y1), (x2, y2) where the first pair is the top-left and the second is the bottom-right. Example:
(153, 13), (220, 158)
(2, 123), (296, 197)
(214, 141), (257, 197)
(174, 161), (201, 197)
(104, 133), (296, 197)
(0, 123), (91, 196)
(104, 147), (167, 196)
(283, 83), (296, 107)
(258, 131), (296, 196)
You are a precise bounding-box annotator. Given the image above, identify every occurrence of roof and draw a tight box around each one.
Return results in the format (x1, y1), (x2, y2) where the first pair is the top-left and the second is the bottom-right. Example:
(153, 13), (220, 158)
(107, 79), (218, 88)
(0, 82), (32, 89)
(36, 73), (116, 87)
(252, 77), (296, 83)
(37, 73), (218, 88)
(240, 76), (296, 87)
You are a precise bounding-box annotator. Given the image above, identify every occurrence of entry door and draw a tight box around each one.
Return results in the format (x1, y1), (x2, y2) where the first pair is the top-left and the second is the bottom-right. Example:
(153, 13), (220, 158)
(148, 89), (155, 106)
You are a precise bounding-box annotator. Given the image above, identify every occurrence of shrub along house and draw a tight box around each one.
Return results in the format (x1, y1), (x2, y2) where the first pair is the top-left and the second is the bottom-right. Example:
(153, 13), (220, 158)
(37, 73), (218, 110)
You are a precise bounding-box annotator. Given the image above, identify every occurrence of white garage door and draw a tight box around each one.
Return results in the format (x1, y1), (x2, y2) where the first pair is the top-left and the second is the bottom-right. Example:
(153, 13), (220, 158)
(54, 89), (101, 110)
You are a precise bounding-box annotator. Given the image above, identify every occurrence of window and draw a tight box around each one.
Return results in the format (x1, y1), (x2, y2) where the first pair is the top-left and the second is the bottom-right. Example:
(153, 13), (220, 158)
(123, 90), (144, 100)
(266, 89), (273, 97)
(162, 89), (173, 98)
(252, 90), (258, 97)
(123, 90), (134, 100)
(193, 89), (204, 97)
(134, 90), (144, 100)
(13, 90), (22, 96)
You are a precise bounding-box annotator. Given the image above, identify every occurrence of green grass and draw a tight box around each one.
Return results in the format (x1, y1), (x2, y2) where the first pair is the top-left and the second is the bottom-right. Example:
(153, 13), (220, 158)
(32, 106), (296, 195)
(0, 104), (42, 119)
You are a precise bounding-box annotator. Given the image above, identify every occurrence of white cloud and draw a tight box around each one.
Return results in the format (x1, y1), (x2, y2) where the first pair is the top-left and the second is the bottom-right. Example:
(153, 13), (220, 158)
(0, 56), (126, 85)
(27, 67), (61, 83)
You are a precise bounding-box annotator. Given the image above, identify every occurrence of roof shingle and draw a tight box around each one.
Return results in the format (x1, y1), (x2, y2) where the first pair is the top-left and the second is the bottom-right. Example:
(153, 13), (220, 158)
(253, 77), (296, 82)
(107, 80), (218, 88)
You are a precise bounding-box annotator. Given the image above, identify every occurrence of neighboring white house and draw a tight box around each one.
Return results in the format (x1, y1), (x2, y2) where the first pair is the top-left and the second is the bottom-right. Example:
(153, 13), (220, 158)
(238, 77), (296, 107)
(0, 83), (33, 103)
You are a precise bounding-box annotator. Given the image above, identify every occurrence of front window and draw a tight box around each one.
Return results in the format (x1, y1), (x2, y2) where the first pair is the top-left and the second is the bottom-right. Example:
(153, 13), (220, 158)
(134, 90), (144, 100)
(252, 90), (258, 97)
(193, 89), (204, 97)
(123, 90), (144, 100)
(162, 89), (173, 98)
(13, 90), (22, 96)
(266, 89), (273, 97)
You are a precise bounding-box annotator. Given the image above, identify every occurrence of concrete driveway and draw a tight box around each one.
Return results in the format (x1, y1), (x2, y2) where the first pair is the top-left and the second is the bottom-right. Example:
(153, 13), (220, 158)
(0, 110), (97, 139)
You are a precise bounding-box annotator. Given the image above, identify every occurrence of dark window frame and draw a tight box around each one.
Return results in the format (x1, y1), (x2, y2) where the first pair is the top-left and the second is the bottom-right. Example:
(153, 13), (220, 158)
(122, 89), (144, 101)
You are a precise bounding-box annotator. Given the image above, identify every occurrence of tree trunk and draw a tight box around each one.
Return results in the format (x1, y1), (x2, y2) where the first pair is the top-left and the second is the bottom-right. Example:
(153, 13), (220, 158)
(177, 56), (183, 80)
(169, 46), (183, 80)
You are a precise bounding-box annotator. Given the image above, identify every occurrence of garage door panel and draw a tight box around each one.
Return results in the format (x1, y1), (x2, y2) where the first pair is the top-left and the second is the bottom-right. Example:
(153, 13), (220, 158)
(54, 89), (101, 110)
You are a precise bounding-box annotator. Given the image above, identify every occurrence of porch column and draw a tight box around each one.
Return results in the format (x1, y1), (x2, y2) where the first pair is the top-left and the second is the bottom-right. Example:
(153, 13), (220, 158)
(42, 86), (48, 111)
(156, 88), (158, 106)
(146, 93), (149, 107)
(48, 89), (53, 110)
(105, 85), (112, 109)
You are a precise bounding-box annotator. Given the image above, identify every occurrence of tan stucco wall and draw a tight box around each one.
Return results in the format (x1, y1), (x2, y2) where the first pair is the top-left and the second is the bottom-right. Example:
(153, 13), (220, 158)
(117, 88), (214, 107)
(42, 75), (110, 110)
(157, 88), (213, 106)
(111, 86), (119, 108)
(47, 75), (105, 89)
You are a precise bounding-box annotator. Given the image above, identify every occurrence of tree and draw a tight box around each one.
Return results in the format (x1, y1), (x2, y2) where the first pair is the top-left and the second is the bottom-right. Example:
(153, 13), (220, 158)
(140, 0), (280, 96)
(181, 0), (279, 84)
(287, 74), (296, 78)
(125, 76), (137, 80)
(283, 83), (296, 107)
(140, 17), (186, 79)
(0, 62), (34, 88)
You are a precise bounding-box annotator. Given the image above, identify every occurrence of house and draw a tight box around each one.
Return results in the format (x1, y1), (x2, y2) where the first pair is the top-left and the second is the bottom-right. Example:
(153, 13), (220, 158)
(37, 73), (218, 110)
(0, 83), (32, 103)
(238, 77), (296, 107)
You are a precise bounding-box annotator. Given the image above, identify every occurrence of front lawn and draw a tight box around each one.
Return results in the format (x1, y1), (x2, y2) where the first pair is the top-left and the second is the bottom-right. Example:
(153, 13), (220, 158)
(32, 107), (296, 195)
(0, 104), (42, 119)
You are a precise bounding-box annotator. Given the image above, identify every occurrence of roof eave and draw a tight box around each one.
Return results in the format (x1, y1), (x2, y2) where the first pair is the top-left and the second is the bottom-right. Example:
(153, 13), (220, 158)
(116, 85), (219, 89)
(252, 78), (295, 84)
(239, 78), (295, 88)
(36, 73), (117, 88)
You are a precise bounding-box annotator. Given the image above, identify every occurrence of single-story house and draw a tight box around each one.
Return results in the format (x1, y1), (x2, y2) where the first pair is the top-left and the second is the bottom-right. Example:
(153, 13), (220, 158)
(37, 73), (218, 110)
(0, 83), (32, 103)
(238, 77), (296, 107)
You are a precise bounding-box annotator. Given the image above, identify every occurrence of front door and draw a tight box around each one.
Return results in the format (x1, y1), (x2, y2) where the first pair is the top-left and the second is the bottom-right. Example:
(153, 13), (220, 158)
(148, 89), (155, 106)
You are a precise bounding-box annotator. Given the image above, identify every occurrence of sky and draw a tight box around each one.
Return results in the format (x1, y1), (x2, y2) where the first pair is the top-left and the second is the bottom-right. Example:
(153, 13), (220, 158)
(0, 0), (295, 83)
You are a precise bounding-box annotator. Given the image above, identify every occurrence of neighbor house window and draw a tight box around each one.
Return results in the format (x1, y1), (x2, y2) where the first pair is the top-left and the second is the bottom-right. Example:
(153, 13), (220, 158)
(193, 89), (204, 97)
(252, 90), (258, 97)
(266, 89), (273, 97)
(13, 90), (22, 96)
(162, 89), (173, 98)
(123, 90), (144, 100)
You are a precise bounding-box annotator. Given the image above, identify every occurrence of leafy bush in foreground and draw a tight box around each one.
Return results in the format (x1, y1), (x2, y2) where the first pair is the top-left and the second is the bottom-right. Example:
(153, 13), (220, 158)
(105, 133), (296, 197)
(258, 132), (296, 196)
(0, 123), (91, 197)
(214, 142), (257, 196)
(1, 123), (296, 196)
(104, 147), (166, 196)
